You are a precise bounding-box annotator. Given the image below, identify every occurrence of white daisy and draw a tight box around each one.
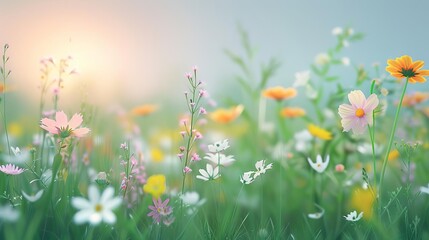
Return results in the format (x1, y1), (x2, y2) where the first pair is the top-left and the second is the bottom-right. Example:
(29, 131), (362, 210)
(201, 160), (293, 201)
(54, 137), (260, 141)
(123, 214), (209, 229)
(240, 171), (255, 184)
(293, 71), (310, 88)
(196, 164), (220, 181)
(204, 153), (235, 166)
(308, 204), (325, 219)
(207, 139), (230, 153)
(332, 27), (343, 36)
(253, 160), (273, 178)
(71, 185), (122, 225)
(22, 189), (44, 202)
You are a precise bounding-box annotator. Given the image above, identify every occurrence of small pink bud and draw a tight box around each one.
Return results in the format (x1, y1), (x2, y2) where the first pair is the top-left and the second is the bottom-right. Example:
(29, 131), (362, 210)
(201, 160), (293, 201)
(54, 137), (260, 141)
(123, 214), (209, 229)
(179, 146), (185, 152)
(180, 131), (186, 138)
(131, 156), (137, 166)
(191, 153), (200, 161)
(185, 73), (192, 79)
(177, 153), (184, 159)
(195, 132), (203, 139)
(335, 164), (345, 172)
(183, 166), (192, 174)
(199, 107), (207, 115)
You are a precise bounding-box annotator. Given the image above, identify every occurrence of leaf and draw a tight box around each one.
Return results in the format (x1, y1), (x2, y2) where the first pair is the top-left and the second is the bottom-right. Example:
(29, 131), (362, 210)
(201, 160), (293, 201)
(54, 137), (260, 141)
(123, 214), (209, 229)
(259, 58), (281, 90)
(224, 49), (250, 77)
(325, 76), (339, 82)
(349, 33), (365, 41)
(235, 75), (254, 98)
(238, 25), (254, 60)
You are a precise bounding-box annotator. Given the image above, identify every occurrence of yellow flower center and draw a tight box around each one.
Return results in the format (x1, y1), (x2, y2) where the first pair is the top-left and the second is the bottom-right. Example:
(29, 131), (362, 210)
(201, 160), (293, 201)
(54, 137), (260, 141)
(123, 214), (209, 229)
(355, 108), (365, 118)
(95, 204), (103, 212)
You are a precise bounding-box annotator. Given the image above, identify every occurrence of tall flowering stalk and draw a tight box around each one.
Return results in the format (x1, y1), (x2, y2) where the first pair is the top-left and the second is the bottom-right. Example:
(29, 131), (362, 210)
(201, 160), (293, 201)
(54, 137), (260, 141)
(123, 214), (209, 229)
(179, 66), (206, 196)
(1, 44), (11, 156)
(379, 55), (429, 205)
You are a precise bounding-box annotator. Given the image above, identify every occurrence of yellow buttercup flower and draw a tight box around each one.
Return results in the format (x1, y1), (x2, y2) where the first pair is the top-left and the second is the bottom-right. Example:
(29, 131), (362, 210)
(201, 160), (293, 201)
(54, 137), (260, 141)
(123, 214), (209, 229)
(349, 186), (375, 220)
(143, 174), (166, 199)
(280, 107), (306, 118)
(388, 149), (400, 161)
(386, 55), (429, 83)
(8, 122), (23, 137)
(210, 105), (243, 124)
(263, 86), (297, 101)
(150, 148), (164, 162)
(308, 124), (332, 140)
(131, 104), (158, 116)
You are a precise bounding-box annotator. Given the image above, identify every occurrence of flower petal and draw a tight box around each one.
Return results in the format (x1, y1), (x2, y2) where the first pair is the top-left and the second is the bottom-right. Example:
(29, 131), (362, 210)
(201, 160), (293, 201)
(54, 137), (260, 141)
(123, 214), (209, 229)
(72, 128), (90, 137)
(363, 94), (379, 113)
(348, 90), (365, 108)
(102, 210), (116, 224)
(68, 113), (83, 129)
(55, 111), (69, 128)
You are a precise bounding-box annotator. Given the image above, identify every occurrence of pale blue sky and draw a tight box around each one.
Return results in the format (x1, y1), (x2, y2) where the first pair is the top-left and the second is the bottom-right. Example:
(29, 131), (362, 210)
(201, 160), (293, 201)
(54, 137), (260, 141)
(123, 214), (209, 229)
(1, 0), (428, 106)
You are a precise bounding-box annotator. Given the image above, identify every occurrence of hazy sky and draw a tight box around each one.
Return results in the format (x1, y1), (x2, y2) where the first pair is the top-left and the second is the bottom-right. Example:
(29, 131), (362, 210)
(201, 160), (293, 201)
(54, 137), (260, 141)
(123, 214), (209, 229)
(1, 0), (429, 108)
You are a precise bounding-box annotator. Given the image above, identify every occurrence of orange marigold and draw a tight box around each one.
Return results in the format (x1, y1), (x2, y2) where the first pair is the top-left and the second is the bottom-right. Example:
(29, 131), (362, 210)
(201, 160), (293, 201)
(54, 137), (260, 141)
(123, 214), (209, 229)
(386, 55), (429, 83)
(131, 104), (158, 116)
(209, 105), (243, 124)
(280, 107), (306, 118)
(401, 92), (429, 107)
(263, 86), (297, 101)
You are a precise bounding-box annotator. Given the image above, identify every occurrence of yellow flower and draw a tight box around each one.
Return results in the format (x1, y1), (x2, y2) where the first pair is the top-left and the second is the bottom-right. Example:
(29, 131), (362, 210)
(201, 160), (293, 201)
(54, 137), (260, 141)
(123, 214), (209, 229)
(280, 107), (306, 118)
(308, 124), (332, 140)
(143, 174), (166, 199)
(388, 149), (400, 161)
(209, 105), (243, 124)
(349, 186), (375, 220)
(131, 104), (158, 116)
(7, 123), (23, 137)
(150, 148), (164, 162)
(386, 55), (429, 83)
(263, 86), (297, 101)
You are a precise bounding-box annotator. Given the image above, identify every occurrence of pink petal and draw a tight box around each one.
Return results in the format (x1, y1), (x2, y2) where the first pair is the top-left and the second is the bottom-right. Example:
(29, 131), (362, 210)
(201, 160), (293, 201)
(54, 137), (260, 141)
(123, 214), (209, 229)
(338, 104), (355, 119)
(68, 113), (84, 129)
(363, 94), (379, 113)
(72, 128), (90, 137)
(55, 111), (69, 128)
(348, 90), (366, 108)
(41, 118), (59, 134)
(351, 117), (367, 134)
(341, 117), (355, 132)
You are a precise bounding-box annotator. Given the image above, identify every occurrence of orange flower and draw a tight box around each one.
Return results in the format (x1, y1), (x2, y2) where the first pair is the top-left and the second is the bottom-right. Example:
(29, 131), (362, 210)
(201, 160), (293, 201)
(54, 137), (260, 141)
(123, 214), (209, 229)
(401, 92), (429, 107)
(131, 104), (158, 116)
(210, 105), (243, 124)
(386, 55), (429, 83)
(280, 107), (306, 118)
(263, 86), (297, 101)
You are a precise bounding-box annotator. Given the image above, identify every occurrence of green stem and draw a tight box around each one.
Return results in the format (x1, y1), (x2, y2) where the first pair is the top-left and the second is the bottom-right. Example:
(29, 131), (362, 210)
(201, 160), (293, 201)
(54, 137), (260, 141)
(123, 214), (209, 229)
(1, 44), (11, 156)
(379, 78), (409, 207)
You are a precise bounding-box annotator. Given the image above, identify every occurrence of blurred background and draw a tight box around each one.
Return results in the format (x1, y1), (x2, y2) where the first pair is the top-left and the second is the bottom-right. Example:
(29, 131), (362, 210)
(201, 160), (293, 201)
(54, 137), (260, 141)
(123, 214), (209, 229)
(1, 0), (429, 111)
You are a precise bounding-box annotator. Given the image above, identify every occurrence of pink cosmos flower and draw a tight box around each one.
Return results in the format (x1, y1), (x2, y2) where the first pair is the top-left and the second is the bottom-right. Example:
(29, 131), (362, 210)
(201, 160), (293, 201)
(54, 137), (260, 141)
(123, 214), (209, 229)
(40, 111), (90, 138)
(0, 164), (25, 175)
(147, 198), (174, 225)
(338, 90), (379, 134)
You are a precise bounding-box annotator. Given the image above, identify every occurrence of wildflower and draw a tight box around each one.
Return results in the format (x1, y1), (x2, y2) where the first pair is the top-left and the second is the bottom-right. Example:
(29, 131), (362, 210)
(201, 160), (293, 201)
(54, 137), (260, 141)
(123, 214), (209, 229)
(386, 55), (429, 83)
(401, 92), (429, 107)
(341, 57), (350, 66)
(183, 166), (192, 174)
(294, 130), (312, 152)
(147, 198), (174, 226)
(71, 185), (122, 225)
(280, 107), (306, 118)
(308, 204), (325, 219)
(335, 164), (345, 172)
(22, 189), (44, 202)
(344, 211), (363, 222)
(209, 105), (243, 124)
(131, 104), (158, 116)
(95, 172), (110, 186)
(143, 175), (166, 199)
(191, 153), (200, 161)
(349, 186), (375, 219)
(199, 107), (207, 115)
(263, 86), (297, 101)
(338, 90), (379, 135)
(308, 124), (333, 140)
(207, 139), (230, 153)
(293, 71), (310, 87)
(120, 142), (128, 150)
(388, 149), (400, 161)
(315, 53), (330, 65)
(332, 27), (343, 36)
(419, 183), (429, 194)
(180, 191), (206, 215)
(204, 153), (235, 166)
(196, 164), (220, 181)
(240, 160), (273, 184)
(240, 171), (255, 184)
(40, 111), (90, 138)
(0, 205), (20, 222)
(0, 164), (25, 175)
(307, 155), (329, 173)
(3, 146), (30, 164)
(253, 160), (273, 178)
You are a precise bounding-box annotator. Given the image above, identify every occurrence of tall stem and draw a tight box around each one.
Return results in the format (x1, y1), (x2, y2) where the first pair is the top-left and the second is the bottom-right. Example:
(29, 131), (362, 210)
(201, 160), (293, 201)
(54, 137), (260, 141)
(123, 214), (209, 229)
(379, 78), (409, 207)
(1, 44), (11, 156)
